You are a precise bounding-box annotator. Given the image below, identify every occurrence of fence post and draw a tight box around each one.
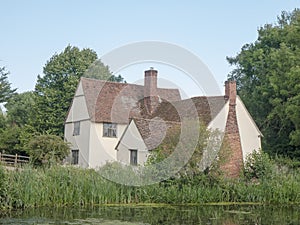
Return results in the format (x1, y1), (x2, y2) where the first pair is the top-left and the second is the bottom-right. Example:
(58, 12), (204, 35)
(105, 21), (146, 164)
(15, 154), (18, 167)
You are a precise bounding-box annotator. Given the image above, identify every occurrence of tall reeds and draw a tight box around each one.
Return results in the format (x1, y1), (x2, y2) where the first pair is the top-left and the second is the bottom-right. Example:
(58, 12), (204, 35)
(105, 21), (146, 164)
(0, 164), (300, 210)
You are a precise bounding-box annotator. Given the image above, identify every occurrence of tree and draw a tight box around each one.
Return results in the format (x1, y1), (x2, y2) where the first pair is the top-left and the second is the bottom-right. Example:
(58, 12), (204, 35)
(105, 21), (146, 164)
(26, 134), (70, 166)
(32, 45), (125, 137)
(0, 125), (27, 155)
(0, 67), (16, 103)
(227, 9), (300, 159)
(5, 92), (35, 126)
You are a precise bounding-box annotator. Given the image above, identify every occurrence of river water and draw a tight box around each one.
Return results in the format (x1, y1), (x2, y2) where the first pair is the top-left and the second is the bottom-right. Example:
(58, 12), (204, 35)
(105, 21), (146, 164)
(0, 205), (299, 224)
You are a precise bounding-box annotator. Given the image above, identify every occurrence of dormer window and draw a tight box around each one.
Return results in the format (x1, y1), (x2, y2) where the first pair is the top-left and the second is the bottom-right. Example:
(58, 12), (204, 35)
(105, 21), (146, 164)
(103, 123), (117, 137)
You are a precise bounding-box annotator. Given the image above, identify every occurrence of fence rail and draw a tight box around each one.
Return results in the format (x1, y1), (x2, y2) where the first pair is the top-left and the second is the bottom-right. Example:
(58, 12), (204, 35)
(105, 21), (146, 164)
(0, 153), (30, 167)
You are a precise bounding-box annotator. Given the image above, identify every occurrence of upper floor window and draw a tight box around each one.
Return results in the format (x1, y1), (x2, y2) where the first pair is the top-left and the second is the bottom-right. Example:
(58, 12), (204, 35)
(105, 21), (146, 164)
(103, 123), (117, 137)
(73, 121), (80, 136)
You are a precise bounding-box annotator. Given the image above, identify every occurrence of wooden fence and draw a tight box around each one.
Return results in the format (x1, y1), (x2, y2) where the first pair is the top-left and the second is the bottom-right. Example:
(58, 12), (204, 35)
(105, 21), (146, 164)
(0, 153), (30, 167)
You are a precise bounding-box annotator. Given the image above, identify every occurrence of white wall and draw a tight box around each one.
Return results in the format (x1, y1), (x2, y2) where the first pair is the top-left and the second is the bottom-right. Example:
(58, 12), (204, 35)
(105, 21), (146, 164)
(88, 123), (127, 168)
(64, 120), (91, 168)
(64, 82), (91, 168)
(116, 120), (148, 165)
(236, 96), (262, 162)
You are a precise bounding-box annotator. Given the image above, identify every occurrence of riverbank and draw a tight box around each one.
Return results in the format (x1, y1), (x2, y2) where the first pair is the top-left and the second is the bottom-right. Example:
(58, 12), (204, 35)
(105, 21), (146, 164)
(1, 162), (300, 210)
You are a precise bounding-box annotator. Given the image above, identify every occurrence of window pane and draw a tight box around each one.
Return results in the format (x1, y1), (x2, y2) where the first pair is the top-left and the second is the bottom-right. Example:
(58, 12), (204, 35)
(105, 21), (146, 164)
(130, 150), (138, 166)
(73, 121), (80, 136)
(71, 149), (79, 165)
(103, 123), (117, 137)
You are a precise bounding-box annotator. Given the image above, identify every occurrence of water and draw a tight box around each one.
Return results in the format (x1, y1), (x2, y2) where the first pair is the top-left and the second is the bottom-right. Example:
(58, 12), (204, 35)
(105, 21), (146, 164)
(0, 205), (299, 224)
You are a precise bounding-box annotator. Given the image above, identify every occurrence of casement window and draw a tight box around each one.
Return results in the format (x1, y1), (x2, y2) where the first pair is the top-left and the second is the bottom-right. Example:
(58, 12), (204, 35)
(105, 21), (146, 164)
(130, 149), (138, 166)
(73, 121), (80, 136)
(71, 149), (79, 165)
(103, 123), (117, 137)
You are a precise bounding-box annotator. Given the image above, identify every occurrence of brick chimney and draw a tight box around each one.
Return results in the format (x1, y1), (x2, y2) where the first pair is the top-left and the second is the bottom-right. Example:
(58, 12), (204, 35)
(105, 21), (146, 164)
(225, 80), (237, 105)
(221, 80), (243, 178)
(144, 68), (159, 114)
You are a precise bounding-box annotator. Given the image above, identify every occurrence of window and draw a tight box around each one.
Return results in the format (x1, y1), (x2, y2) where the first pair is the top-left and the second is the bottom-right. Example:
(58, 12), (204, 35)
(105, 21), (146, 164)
(71, 149), (79, 165)
(103, 123), (117, 137)
(130, 149), (138, 166)
(73, 121), (80, 136)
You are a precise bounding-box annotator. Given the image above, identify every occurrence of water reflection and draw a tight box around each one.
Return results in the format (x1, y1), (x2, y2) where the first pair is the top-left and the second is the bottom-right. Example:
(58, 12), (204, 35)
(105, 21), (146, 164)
(0, 205), (299, 224)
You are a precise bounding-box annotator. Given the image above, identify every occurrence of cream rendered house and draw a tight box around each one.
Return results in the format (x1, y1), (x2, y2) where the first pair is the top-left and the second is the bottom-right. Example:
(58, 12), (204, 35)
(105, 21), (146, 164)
(65, 69), (262, 176)
(64, 69), (180, 168)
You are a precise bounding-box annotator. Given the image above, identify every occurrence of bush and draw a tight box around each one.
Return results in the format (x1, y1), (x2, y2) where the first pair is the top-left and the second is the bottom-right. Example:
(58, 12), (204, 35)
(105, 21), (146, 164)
(26, 134), (70, 166)
(244, 150), (274, 180)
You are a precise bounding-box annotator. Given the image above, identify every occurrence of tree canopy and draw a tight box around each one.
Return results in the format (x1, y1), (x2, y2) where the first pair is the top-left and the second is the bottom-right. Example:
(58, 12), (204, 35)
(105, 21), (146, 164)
(0, 67), (16, 103)
(5, 92), (35, 126)
(227, 9), (300, 159)
(31, 45), (124, 137)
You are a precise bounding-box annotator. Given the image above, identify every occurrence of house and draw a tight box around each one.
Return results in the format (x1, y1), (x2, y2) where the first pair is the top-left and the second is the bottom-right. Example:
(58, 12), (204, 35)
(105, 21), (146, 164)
(64, 69), (262, 177)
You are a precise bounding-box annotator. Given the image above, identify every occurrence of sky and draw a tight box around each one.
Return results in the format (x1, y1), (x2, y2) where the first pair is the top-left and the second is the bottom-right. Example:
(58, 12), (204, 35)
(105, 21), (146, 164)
(1, 0), (299, 97)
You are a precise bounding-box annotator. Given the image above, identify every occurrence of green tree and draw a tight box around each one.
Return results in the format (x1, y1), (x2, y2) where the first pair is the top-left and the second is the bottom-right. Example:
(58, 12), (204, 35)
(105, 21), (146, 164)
(0, 125), (27, 155)
(227, 9), (300, 159)
(0, 67), (16, 103)
(5, 92), (35, 126)
(32, 45), (125, 137)
(26, 134), (70, 166)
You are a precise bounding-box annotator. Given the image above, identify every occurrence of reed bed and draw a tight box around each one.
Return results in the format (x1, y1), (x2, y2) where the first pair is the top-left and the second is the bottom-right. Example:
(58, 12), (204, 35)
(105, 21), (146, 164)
(0, 164), (300, 210)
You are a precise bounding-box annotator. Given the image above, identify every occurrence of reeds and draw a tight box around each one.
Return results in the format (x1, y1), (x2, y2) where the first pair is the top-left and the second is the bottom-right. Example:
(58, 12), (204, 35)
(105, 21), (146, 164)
(0, 164), (300, 210)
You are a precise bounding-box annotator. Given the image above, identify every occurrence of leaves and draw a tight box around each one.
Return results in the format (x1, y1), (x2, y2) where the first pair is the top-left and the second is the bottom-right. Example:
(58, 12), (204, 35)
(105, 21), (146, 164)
(26, 134), (70, 166)
(227, 9), (300, 159)
(0, 67), (17, 103)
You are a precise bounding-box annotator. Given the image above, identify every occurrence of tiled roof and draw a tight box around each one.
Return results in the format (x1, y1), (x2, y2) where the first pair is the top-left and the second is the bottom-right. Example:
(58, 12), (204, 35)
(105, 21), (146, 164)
(133, 118), (181, 150)
(130, 96), (227, 125)
(131, 96), (227, 150)
(80, 77), (181, 123)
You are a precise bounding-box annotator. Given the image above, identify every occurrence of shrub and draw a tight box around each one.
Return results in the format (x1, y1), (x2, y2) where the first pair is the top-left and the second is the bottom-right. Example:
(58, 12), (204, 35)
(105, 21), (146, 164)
(26, 134), (70, 166)
(244, 150), (274, 180)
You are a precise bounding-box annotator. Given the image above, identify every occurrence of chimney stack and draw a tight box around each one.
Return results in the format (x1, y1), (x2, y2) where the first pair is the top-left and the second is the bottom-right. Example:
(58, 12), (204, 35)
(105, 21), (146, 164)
(144, 68), (159, 114)
(225, 80), (237, 105)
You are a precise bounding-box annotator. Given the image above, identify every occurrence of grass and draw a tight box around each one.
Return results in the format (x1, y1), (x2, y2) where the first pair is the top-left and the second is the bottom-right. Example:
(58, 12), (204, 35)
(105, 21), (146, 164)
(0, 163), (300, 210)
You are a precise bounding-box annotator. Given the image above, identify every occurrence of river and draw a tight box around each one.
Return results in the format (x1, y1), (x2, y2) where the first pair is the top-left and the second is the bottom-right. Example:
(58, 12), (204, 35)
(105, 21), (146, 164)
(0, 205), (299, 224)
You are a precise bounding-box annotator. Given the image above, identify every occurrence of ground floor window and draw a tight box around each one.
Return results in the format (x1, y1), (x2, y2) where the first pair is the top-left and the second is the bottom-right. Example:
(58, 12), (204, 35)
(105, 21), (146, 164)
(71, 149), (79, 165)
(130, 149), (138, 166)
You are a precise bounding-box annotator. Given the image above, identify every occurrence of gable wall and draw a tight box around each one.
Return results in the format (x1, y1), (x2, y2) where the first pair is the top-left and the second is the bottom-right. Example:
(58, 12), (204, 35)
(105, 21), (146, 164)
(236, 96), (262, 162)
(116, 120), (148, 165)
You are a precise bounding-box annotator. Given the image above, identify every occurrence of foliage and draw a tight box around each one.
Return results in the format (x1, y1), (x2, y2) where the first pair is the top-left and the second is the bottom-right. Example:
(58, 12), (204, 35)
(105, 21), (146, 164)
(0, 125), (27, 155)
(0, 108), (6, 131)
(4, 92), (35, 126)
(227, 9), (300, 159)
(83, 60), (125, 82)
(0, 163), (300, 209)
(147, 121), (223, 180)
(31, 45), (98, 137)
(0, 67), (16, 103)
(31, 45), (125, 137)
(244, 150), (274, 180)
(26, 134), (70, 166)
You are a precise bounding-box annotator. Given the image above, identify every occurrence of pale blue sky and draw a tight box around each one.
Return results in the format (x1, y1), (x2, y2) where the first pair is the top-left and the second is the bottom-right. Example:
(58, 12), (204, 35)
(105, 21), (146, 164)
(1, 1), (299, 96)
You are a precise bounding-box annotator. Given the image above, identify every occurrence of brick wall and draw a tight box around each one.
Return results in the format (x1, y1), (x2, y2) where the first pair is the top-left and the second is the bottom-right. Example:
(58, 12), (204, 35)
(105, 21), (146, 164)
(220, 81), (243, 178)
